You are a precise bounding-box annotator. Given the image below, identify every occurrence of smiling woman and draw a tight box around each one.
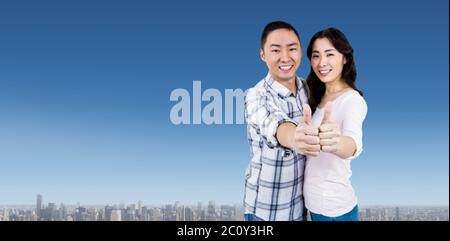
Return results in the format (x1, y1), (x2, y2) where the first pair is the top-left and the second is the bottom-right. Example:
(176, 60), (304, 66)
(303, 27), (367, 221)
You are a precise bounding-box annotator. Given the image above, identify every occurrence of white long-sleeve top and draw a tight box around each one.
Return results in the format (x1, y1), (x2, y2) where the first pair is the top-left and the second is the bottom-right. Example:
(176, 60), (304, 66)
(304, 89), (368, 217)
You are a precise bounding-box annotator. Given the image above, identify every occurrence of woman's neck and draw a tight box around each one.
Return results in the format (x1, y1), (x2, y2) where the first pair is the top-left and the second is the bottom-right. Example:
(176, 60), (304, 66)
(325, 80), (350, 95)
(318, 80), (351, 108)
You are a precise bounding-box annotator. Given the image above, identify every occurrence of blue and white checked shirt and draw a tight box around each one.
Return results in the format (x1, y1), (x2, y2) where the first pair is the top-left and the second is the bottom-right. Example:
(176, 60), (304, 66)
(244, 73), (308, 221)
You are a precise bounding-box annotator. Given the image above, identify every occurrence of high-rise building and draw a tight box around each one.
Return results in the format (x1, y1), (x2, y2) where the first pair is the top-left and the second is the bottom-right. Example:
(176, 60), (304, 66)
(75, 207), (87, 221)
(2, 207), (8, 221)
(206, 200), (217, 221)
(164, 204), (175, 221)
(366, 208), (371, 221)
(137, 201), (143, 218)
(47, 202), (59, 221)
(124, 206), (136, 221)
(60, 203), (66, 220)
(104, 205), (114, 221)
(36, 194), (42, 220)
(395, 207), (400, 221)
(111, 210), (122, 221)
(149, 207), (162, 221)
(177, 205), (185, 221)
(141, 206), (148, 221)
(220, 205), (234, 221)
(197, 202), (202, 212)
(97, 208), (104, 221)
(382, 208), (389, 221)
(185, 207), (194, 221)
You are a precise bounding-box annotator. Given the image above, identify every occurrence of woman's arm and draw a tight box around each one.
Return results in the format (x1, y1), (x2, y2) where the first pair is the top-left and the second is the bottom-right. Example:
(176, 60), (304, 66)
(319, 124), (357, 159)
(334, 135), (357, 159)
(320, 93), (367, 160)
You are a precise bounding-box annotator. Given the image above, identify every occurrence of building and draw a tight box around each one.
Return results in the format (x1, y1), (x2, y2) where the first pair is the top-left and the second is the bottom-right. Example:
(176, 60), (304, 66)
(111, 210), (122, 221)
(36, 194), (42, 220)
(395, 207), (400, 221)
(184, 207), (194, 221)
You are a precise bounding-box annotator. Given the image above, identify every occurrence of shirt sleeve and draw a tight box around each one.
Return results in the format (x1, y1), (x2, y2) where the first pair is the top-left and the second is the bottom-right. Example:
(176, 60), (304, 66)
(341, 94), (368, 160)
(245, 88), (296, 148)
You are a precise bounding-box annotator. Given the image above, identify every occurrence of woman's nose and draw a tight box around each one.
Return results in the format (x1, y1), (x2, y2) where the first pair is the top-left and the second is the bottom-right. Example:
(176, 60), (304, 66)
(319, 57), (327, 67)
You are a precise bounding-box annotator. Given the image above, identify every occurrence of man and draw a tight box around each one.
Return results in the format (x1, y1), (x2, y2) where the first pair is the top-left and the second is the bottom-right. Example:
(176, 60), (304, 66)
(244, 21), (320, 221)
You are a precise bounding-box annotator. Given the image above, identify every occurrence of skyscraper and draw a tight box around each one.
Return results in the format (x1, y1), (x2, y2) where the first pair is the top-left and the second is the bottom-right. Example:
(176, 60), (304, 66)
(60, 203), (66, 221)
(36, 194), (42, 220)
(206, 200), (217, 221)
(382, 208), (389, 221)
(395, 207), (400, 221)
(104, 205), (114, 221)
(184, 207), (193, 221)
(366, 208), (371, 221)
(111, 210), (122, 221)
(75, 207), (87, 221)
(137, 200), (142, 219)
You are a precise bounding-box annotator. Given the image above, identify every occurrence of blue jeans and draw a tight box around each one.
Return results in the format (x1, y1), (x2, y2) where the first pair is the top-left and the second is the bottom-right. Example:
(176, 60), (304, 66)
(244, 210), (308, 221)
(310, 205), (359, 221)
(244, 213), (265, 221)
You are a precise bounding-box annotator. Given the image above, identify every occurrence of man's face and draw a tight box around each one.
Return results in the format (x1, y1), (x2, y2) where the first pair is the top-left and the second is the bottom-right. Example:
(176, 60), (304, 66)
(261, 29), (302, 83)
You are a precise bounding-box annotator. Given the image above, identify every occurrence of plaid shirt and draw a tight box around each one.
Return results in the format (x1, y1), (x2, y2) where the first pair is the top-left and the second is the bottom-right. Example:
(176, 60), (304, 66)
(244, 73), (308, 221)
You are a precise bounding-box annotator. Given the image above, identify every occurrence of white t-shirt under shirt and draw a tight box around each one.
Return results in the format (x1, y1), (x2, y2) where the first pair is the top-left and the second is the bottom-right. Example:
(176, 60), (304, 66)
(304, 89), (368, 217)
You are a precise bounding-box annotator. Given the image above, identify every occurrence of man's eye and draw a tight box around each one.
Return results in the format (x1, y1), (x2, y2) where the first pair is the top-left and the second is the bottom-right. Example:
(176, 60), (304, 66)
(312, 55), (319, 58)
(327, 54), (334, 57)
(271, 49), (280, 53)
(289, 48), (297, 51)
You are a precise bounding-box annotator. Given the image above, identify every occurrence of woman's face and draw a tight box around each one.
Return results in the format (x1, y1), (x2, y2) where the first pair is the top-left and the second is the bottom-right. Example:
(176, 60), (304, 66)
(311, 37), (346, 84)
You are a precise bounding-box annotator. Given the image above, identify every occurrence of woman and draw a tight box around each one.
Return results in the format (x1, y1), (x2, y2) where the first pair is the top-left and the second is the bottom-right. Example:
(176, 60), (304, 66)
(303, 28), (367, 221)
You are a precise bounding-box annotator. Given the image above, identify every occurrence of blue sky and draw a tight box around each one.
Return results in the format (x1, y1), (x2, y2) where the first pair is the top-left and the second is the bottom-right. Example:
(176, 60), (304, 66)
(0, 0), (448, 206)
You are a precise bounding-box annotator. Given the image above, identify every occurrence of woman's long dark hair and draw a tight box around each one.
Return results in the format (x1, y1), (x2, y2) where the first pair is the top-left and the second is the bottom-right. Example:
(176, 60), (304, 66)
(306, 27), (363, 113)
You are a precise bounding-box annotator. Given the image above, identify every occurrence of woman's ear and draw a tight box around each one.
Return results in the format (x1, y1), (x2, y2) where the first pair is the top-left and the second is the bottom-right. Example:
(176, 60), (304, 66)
(343, 56), (347, 65)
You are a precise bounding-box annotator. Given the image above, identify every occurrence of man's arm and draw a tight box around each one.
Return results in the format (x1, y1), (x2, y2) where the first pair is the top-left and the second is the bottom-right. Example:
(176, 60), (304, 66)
(276, 122), (296, 150)
(245, 89), (296, 148)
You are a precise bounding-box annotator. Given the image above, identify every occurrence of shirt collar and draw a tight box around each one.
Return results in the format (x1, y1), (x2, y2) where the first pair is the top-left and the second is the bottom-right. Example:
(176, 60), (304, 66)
(264, 72), (303, 98)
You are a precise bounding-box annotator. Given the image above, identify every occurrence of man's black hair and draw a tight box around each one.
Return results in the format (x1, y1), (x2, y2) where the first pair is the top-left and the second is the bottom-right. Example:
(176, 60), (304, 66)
(260, 21), (301, 49)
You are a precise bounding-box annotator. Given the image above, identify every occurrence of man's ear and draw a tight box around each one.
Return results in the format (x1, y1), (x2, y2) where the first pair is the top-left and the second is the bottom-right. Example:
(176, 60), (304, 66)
(260, 48), (266, 62)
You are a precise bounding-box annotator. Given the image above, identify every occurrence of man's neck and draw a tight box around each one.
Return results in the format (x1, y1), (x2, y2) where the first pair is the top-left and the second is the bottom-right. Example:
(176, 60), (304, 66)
(275, 77), (297, 95)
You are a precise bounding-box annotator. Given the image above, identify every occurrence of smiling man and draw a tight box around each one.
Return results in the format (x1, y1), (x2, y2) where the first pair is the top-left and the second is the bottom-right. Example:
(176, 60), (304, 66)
(243, 21), (310, 221)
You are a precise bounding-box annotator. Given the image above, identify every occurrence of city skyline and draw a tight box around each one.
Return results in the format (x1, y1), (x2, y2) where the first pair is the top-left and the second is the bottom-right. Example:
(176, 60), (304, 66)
(0, 193), (448, 207)
(0, 194), (447, 221)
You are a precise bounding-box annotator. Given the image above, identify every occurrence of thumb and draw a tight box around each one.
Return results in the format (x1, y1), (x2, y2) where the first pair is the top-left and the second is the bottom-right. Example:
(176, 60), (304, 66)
(321, 102), (332, 125)
(302, 104), (312, 125)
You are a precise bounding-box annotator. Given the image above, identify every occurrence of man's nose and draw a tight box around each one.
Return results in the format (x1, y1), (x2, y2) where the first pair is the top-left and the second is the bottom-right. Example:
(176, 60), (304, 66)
(280, 49), (290, 62)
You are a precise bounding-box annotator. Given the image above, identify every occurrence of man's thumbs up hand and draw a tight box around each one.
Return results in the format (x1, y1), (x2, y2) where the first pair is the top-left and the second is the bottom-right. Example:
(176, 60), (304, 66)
(293, 104), (320, 156)
(319, 102), (341, 153)
(303, 103), (312, 125)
